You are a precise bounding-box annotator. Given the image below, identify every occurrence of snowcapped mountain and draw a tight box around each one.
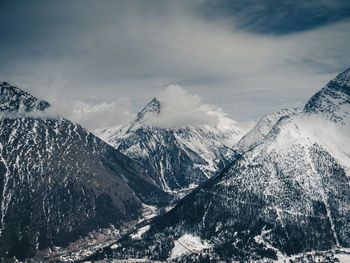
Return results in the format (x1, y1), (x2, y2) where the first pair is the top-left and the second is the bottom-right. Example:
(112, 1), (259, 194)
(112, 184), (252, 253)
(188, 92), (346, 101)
(0, 82), (168, 261)
(95, 97), (254, 193)
(88, 69), (350, 262)
(0, 82), (50, 113)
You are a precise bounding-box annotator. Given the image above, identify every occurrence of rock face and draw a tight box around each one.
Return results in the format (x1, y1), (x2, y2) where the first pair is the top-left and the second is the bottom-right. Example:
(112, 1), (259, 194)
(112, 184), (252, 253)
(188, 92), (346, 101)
(88, 69), (350, 262)
(95, 97), (253, 193)
(0, 82), (168, 261)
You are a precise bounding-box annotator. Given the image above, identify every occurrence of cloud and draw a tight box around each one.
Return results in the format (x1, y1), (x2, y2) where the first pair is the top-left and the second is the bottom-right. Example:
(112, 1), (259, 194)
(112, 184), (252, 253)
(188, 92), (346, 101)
(149, 85), (219, 128)
(0, 94), (133, 130)
(147, 85), (255, 131)
(0, 1), (349, 126)
(50, 98), (133, 130)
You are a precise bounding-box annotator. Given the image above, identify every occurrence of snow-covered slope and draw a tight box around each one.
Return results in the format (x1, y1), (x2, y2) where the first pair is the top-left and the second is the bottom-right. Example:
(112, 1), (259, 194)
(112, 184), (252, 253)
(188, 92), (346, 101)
(305, 67), (350, 124)
(0, 82), (168, 261)
(88, 68), (350, 262)
(95, 97), (254, 193)
(233, 107), (301, 153)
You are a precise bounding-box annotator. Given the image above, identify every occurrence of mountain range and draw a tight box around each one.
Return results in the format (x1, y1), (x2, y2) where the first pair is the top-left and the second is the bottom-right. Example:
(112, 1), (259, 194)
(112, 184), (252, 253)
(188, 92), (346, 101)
(1, 68), (349, 262)
(95, 97), (254, 194)
(88, 69), (350, 262)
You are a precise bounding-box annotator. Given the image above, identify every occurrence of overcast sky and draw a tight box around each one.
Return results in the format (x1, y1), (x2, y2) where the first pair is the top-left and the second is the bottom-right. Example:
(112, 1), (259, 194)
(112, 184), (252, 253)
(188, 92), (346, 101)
(0, 0), (349, 129)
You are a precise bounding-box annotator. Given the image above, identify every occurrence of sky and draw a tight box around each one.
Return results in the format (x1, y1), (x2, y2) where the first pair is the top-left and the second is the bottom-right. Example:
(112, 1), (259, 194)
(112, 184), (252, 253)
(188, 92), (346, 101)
(0, 0), (349, 129)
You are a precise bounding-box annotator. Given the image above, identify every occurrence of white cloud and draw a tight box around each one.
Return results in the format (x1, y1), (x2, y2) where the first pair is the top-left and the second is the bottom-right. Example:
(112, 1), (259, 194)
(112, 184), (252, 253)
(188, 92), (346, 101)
(49, 98), (133, 130)
(141, 85), (255, 131)
(149, 85), (219, 128)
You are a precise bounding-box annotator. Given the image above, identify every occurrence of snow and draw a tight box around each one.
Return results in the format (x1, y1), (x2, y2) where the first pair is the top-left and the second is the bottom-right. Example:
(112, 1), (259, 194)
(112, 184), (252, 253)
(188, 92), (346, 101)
(169, 234), (212, 260)
(272, 115), (350, 175)
(111, 243), (119, 249)
(337, 254), (350, 263)
(233, 108), (301, 152)
(0, 142), (11, 237)
(130, 225), (150, 240)
(276, 248), (350, 263)
(141, 203), (158, 221)
(159, 161), (171, 192)
(336, 248), (350, 263)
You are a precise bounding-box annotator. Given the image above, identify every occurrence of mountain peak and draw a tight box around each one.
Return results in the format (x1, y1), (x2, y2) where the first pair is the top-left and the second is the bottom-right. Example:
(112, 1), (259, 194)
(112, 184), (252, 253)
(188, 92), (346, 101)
(0, 81), (10, 86)
(334, 67), (350, 87)
(304, 68), (350, 122)
(136, 97), (160, 122)
(0, 81), (50, 113)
